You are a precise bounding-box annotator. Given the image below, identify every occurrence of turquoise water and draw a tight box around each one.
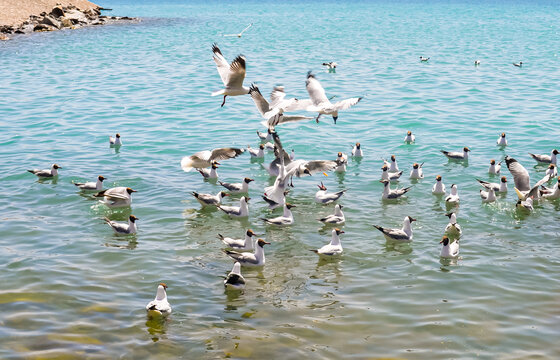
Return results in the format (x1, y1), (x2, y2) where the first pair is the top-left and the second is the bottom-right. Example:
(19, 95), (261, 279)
(1, 0), (560, 358)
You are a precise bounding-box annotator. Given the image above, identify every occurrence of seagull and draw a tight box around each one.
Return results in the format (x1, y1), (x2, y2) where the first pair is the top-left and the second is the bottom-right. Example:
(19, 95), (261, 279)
(381, 164), (403, 182)
(444, 212), (462, 237)
(529, 149), (558, 165)
(211, 43), (249, 107)
(109, 133), (122, 146)
(384, 155), (399, 172)
(303, 72), (362, 124)
(351, 142), (363, 157)
(505, 155), (551, 200)
(219, 177), (254, 194)
(104, 215), (138, 234)
(488, 159), (501, 174)
(480, 187), (497, 203)
(404, 130), (415, 143)
(225, 238), (269, 267)
(181, 147), (244, 172)
(441, 147), (470, 161)
(311, 228), (344, 256)
(218, 229), (257, 250)
(284, 159), (338, 181)
(95, 186), (136, 207)
(263, 142), (275, 152)
(319, 204), (345, 225)
(192, 191), (229, 207)
(432, 175), (446, 195)
(224, 262), (246, 291)
(540, 176), (560, 199)
(261, 203), (296, 226)
(74, 175), (106, 191)
(474, 60), (481, 66)
(217, 196), (250, 217)
(409, 162), (424, 179)
(322, 62), (338, 70)
(315, 182), (346, 204)
(545, 164), (558, 178)
(445, 184), (459, 204)
(248, 84), (313, 128)
(420, 56), (430, 62)
(27, 164), (61, 178)
(335, 152), (348, 172)
(477, 176), (508, 193)
(223, 23), (252, 38)
(198, 161), (219, 179)
(380, 180), (411, 199)
(247, 144), (265, 158)
(497, 132), (507, 146)
(516, 197), (533, 211)
(146, 283), (171, 316)
(257, 128), (273, 142)
(513, 61), (523, 67)
(262, 191), (288, 210)
(373, 216), (416, 242)
(440, 236), (459, 258)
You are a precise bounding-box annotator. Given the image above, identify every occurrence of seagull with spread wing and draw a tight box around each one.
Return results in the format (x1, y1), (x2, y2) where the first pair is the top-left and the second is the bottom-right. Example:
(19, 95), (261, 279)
(248, 84), (313, 128)
(211, 43), (249, 107)
(181, 147), (244, 172)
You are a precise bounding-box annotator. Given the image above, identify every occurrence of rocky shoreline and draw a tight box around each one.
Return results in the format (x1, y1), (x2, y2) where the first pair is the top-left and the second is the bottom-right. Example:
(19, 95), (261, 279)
(0, 4), (137, 41)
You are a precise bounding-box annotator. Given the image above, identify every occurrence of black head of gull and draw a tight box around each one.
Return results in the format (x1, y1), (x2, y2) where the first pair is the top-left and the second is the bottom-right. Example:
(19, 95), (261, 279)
(407, 216), (417, 222)
(244, 178), (254, 184)
(259, 144), (265, 149)
(286, 203), (296, 209)
(381, 164), (388, 171)
(257, 239), (270, 247)
(445, 212), (453, 218)
(126, 187), (137, 194)
(129, 215), (139, 223)
(553, 149), (559, 155)
(412, 163), (420, 169)
(211, 162), (220, 169)
(303, 168), (312, 176)
(98, 175), (106, 181)
(220, 191), (230, 198)
(334, 228), (345, 235)
(436, 175), (442, 181)
(356, 142), (361, 149)
(501, 133), (506, 138)
(338, 152), (343, 157)
(246, 229), (257, 237)
(53, 164), (62, 169)
(391, 155), (396, 161)
(317, 182), (327, 191)
(501, 176), (507, 183)
(407, 130), (412, 135)
(379, 180), (390, 186)
(490, 159), (496, 165)
(463, 147), (470, 152)
(440, 236), (450, 245)
(116, 133), (121, 138)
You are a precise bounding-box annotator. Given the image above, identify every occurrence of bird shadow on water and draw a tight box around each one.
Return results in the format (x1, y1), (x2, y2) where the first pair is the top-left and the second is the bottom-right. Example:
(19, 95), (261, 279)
(384, 241), (413, 255)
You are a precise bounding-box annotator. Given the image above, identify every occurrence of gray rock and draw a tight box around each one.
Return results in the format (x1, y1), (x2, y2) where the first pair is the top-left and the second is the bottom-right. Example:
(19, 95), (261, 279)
(33, 23), (56, 32)
(64, 9), (88, 23)
(60, 18), (73, 28)
(41, 15), (61, 29)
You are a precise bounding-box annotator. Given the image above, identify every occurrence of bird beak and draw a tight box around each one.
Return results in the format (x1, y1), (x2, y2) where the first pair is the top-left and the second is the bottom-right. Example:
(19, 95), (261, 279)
(131, 189), (137, 192)
(323, 172), (328, 177)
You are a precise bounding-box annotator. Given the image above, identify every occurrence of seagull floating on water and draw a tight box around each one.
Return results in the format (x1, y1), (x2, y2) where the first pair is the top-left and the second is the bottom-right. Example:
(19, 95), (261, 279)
(109, 133), (122, 146)
(95, 186), (136, 207)
(513, 61), (523, 67)
(444, 212), (462, 238)
(373, 216), (415, 242)
(351, 142), (363, 157)
(319, 204), (345, 225)
(315, 182), (346, 204)
(545, 164), (557, 178)
(181, 147), (244, 172)
(529, 149), (558, 165)
(380, 179), (411, 200)
(477, 176), (508, 193)
(218, 229), (257, 250)
(74, 175), (106, 191)
(404, 130), (415, 143)
(480, 187), (497, 203)
(219, 177), (254, 194)
(27, 164), (61, 178)
(409, 162), (424, 179)
(247, 144), (265, 158)
(198, 161), (219, 179)
(225, 238), (269, 267)
(335, 152), (348, 173)
(384, 155), (399, 172)
(381, 164), (402, 182)
(322, 62), (338, 70)
(224, 262), (246, 290)
(223, 23), (252, 38)
(104, 215), (138, 234)
(261, 203), (296, 226)
(540, 176), (560, 199)
(146, 283), (171, 316)
(192, 191), (229, 207)
(420, 56), (430, 62)
(311, 228), (344, 256)
(432, 175), (446, 195)
(211, 43), (249, 107)
(257, 128), (273, 142)
(217, 196), (250, 217)
(440, 236), (459, 258)
(505, 155), (550, 200)
(441, 147), (470, 161)
(497, 132), (507, 146)
(474, 60), (481, 66)
(445, 184), (460, 204)
(488, 159), (501, 174)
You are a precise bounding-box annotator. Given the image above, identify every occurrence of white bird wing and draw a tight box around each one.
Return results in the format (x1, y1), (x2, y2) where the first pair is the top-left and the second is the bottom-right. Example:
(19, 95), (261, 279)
(212, 44), (230, 85)
(269, 86), (287, 107)
(333, 97), (362, 110)
(226, 55), (247, 88)
(239, 23), (253, 35)
(192, 150), (213, 162)
(306, 73), (330, 106)
(317, 244), (342, 255)
(209, 147), (245, 161)
(249, 84), (271, 117)
(102, 187), (128, 200)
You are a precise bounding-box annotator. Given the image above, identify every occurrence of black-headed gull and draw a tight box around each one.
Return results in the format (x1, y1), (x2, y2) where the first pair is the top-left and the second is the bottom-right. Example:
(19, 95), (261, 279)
(445, 184), (459, 204)
(27, 164), (61, 178)
(198, 161), (219, 179)
(224, 262), (246, 290)
(261, 203), (295, 226)
(192, 191), (229, 207)
(477, 176), (508, 193)
(247, 144), (265, 158)
(311, 228), (344, 256)
(440, 236), (459, 258)
(322, 62), (338, 70)
(545, 164), (557, 178)
(218, 229), (257, 250)
(441, 147), (470, 161)
(432, 175), (446, 195)
(217, 196), (250, 217)
(444, 212), (462, 237)
(319, 204), (345, 225)
(488, 159), (501, 174)
(540, 177), (560, 199)
(513, 61), (523, 67)
(373, 216), (416, 242)
(381, 164), (403, 182)
(474, 60), (481, 66)
(219, 177), (254, 194)
(351, 142), (363, 157)
(109, 133), (122, 146)
(505, 156), (551, 200)
(257, 128), (273, 142)
(223, 23), (252, 38)
(516, 197), (533, 211)
(225, 238), (269, 266)
(181, 147), (244, 172)
(335, 152), (348, 173)
(248, 84), (312, 128)
(480, 188), (497, 203)
(384, 155), (399, 172)
(95, 186), (136, 207)
(529, 149), (558, 165)
(74, 175), (106, 191)
(315, 182), (346, 204)
(404, 130), (415, 143)
(146, 283), (171, 316)
(497, 132), (507, 146)
(409, 162), (424, 179)
(211, 43), (249, 107)
(104, 215), (138, 234)
(420, 56), (430, 62)
(380, 180), (411, 199)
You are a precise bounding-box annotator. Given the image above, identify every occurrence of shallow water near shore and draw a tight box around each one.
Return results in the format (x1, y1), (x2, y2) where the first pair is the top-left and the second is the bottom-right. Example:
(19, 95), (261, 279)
(1, 0), (560, 358)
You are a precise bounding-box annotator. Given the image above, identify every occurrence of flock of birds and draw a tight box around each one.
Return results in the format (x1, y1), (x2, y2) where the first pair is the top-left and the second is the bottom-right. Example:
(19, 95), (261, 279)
(26, 41), (558, 318)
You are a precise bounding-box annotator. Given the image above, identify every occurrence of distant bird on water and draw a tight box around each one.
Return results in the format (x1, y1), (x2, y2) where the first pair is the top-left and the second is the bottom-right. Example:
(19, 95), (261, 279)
(474, 60), (481, 66)
(104, 215), (139, 235)
(224, 262), (246, 290)
(513, 61), (523, 67)
(146, 283), (171, 316)
(27, 164), (61, 178)
(420, 56), (430, 62)
(74, 175), (106, 191)
(109, 133), (122, 146)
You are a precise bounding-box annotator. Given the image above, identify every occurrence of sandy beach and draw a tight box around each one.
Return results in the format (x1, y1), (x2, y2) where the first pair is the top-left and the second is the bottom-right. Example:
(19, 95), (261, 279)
(0, 0), (99, 26)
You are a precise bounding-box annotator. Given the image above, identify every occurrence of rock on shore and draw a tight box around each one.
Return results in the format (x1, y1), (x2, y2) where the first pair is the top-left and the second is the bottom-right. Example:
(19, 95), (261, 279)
(0, 3), (137, 40)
